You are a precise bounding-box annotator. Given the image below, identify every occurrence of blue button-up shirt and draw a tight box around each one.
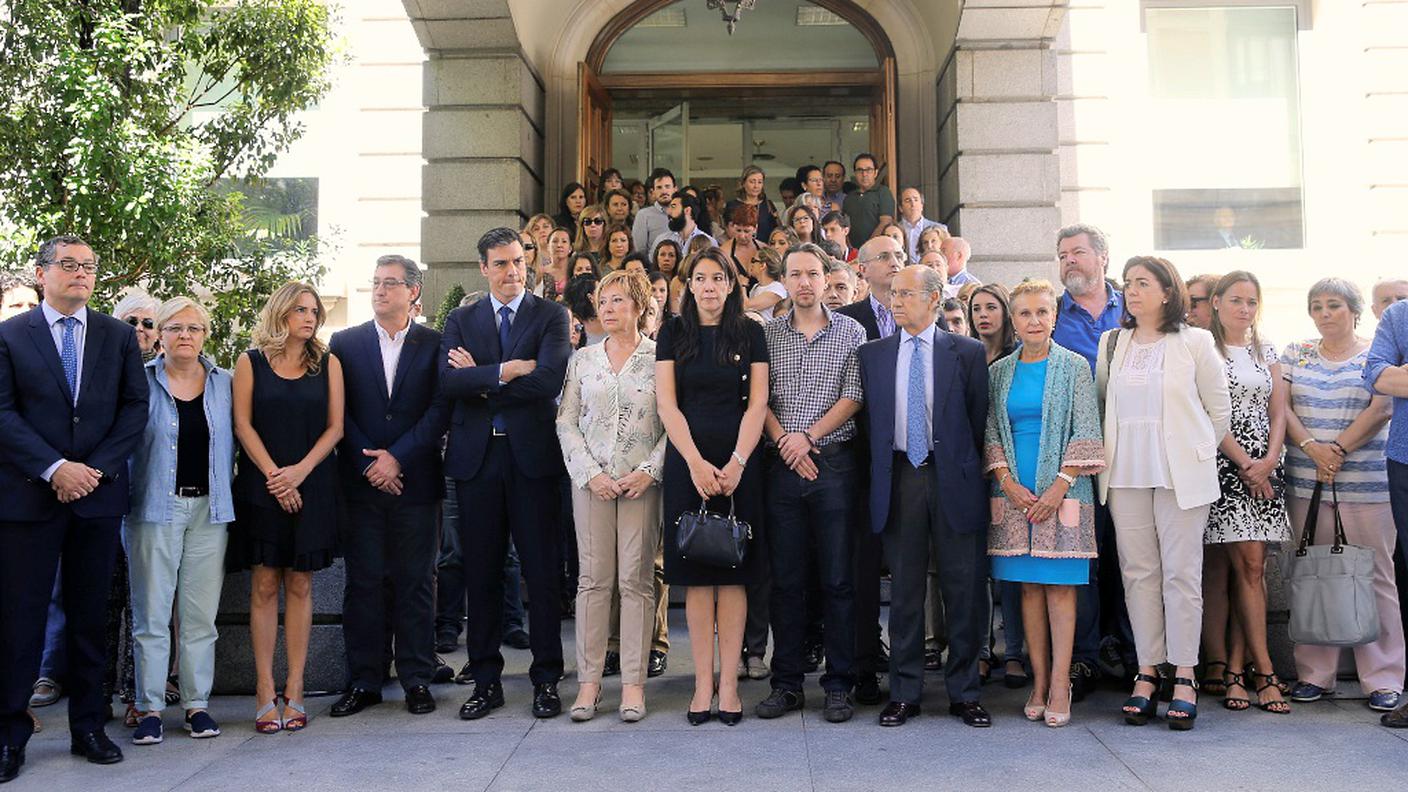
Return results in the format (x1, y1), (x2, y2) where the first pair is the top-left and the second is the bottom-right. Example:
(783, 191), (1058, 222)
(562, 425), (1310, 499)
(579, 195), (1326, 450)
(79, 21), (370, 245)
(1052, 284), (1125, 374)
(129, 355), (236, 525)
(1366, 299), (1408, 464)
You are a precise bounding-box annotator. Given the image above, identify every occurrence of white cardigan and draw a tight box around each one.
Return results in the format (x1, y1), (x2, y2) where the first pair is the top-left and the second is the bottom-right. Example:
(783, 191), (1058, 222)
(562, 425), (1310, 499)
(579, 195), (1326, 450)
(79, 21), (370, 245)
(1095, 326), (1231, 510)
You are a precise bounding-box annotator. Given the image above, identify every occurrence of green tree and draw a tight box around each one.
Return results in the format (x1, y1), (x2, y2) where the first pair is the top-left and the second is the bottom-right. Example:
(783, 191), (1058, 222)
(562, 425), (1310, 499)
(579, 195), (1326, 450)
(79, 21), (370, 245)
(0, 0), (338, 365)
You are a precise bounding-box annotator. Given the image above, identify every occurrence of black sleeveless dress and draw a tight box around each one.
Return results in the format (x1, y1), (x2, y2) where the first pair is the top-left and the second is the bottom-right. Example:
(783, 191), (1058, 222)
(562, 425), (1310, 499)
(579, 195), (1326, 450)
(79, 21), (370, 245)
(227, 349), (338, 572)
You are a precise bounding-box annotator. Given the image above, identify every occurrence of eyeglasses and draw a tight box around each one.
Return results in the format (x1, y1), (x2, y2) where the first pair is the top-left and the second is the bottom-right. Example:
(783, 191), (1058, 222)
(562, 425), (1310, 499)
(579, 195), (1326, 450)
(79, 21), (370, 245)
(862, 251), (900, 263)
(161, 323), (206, 336)
(892, 289), (932, 301)
(582, 217), (606, 226)
(369, 278), (410, 290)
(126, 316), (155, 329)
(854, 166), (877, 174)
(49, 258), (99, 274)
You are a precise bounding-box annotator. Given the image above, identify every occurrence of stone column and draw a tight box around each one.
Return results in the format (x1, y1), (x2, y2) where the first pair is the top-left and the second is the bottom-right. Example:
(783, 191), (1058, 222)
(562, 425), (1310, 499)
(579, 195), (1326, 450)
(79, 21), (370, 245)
(936, 1), (1065, 285)
(405, 0), (545, 314)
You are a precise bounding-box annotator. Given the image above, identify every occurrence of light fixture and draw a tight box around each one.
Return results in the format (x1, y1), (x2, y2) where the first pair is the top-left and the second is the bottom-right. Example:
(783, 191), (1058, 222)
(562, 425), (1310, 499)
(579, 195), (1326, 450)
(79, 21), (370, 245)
(706, 0), (757, 35)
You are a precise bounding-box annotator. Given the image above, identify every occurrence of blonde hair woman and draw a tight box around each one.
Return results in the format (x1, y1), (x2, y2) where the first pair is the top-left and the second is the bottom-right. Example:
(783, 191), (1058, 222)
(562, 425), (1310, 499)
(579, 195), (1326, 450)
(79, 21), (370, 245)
(574, 205), (609, 255)
(231, 282), (344, 734)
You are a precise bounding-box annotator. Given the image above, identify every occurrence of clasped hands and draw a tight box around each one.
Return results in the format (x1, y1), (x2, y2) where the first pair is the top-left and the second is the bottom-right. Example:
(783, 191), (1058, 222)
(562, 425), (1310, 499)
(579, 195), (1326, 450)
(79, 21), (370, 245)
(587, 470), (655, 501)
(1301, 440), (1345, 486)
(446, 346), (535, 381)
(1237, 455), (1279, 499)
(777, 431), (819, 481)
(265, 463), (308, 513)
(999, 469), (1068, 524)
(51, 461), (102, 504)
(688, 456), (744, 500)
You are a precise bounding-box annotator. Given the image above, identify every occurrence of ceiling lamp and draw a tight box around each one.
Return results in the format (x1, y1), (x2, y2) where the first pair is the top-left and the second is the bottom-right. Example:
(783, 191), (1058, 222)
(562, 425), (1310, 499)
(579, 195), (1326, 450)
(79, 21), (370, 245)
(706, 0), (757, 35)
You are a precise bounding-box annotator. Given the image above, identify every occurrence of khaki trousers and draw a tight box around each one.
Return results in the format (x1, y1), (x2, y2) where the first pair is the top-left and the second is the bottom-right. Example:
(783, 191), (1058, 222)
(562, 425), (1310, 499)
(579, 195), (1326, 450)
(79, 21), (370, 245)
(573, 486), (661, 685)
(1108, 487), (1209, 668)
(608, 543), (670, 655)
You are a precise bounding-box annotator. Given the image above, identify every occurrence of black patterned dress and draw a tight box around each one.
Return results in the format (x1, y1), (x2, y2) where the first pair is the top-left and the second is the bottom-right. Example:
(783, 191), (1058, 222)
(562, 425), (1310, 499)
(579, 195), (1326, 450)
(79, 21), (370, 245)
(1205, 341), (1291, 544)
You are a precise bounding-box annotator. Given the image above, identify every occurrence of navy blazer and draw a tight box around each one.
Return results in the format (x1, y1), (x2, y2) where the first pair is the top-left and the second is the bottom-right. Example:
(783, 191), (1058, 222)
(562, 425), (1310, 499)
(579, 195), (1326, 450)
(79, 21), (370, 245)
(856, 326), (990, 535)
(0, 305), (149, 521)
(439, 292), (571, 481)
(330, 320), (449, 504)
(837, 298), (882, 342)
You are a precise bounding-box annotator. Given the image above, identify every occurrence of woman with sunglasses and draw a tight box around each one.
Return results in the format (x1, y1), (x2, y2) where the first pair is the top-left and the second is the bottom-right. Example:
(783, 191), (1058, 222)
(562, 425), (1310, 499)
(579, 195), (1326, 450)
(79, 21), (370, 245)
(575, 207), (609, 257)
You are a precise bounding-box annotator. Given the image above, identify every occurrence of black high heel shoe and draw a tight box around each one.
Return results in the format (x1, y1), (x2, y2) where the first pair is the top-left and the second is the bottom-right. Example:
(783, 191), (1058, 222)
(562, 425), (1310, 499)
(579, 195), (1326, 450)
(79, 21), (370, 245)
(1122, 672), (1161, 726)
(717, 708), (742, 726)
(687, 708), (713, 725)
(1167, 676), (1198, 731)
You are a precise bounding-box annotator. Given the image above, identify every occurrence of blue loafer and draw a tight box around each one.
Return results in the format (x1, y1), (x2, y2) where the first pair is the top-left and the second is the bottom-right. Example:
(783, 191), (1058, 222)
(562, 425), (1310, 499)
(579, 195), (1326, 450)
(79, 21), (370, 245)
(132, 715), (163, 745)
(1289, 682), (1328, 702)
(1368, 689), (1401, 712)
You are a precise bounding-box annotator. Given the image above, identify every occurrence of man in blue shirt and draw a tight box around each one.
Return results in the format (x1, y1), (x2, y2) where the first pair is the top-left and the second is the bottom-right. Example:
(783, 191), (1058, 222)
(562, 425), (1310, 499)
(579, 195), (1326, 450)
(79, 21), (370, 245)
(1049, 223), (1132, 700)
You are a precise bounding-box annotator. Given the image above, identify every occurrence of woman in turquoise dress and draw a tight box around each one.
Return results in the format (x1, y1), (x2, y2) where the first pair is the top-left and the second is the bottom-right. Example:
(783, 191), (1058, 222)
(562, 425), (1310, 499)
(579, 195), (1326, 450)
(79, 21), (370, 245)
(983, 280), (1105, 728)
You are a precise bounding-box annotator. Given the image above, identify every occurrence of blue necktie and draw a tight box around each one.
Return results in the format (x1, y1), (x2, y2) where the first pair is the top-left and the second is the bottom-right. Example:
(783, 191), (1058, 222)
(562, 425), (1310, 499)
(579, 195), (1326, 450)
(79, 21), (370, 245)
(493, 305), (513, 432)
(906, 335), (928, 468)
(59, 316), (79, 404)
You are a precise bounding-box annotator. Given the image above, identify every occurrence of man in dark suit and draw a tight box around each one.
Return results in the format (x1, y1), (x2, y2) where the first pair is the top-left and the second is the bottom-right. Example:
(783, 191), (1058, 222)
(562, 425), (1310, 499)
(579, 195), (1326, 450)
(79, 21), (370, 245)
(856, 264), (992, 728)
(836, 235), (903, 705)
(0, 235), (149, 781)
(327, 254), (448, 719)
(441, 227), (572, 720)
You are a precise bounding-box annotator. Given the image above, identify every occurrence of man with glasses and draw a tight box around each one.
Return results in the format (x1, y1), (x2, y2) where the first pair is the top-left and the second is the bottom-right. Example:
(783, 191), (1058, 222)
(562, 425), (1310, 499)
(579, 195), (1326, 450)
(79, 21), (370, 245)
(328, 255), (448, 719)
(0, 235), (150, 781)
(841, 153), (896, 248)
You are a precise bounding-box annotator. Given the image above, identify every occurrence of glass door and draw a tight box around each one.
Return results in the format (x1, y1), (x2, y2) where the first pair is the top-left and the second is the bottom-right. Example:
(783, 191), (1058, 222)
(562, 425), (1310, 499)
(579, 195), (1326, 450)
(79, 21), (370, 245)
(647, 101), (688, 184)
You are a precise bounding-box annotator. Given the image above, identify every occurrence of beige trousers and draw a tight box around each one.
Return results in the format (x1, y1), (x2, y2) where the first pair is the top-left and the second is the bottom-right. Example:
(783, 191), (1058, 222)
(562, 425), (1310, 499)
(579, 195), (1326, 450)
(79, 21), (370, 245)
(1108, 487), (1209, 668)
(572, 486), (662, 685)
(608, 543), (670, 654)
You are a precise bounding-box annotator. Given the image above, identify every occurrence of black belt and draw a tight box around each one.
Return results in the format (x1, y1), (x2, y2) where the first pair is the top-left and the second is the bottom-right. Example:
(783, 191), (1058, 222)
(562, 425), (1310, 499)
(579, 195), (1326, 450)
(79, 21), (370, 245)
(175, 486), (208, 497)
(894, 450), (932, 467)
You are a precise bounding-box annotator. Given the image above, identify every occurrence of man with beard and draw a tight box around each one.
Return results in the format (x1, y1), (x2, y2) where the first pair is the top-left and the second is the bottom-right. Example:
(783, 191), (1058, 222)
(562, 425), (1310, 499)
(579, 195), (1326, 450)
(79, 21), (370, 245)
(1050, 223), (1133, 700)
(651, 192), (716, 258)
(631, 168), (676, 254)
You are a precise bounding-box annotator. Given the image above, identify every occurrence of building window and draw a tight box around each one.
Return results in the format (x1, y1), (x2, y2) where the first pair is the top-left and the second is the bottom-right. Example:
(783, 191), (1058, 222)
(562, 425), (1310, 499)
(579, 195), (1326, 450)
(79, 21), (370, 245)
(215, 177), (320, 245)
(1145, 6), (1303, 250)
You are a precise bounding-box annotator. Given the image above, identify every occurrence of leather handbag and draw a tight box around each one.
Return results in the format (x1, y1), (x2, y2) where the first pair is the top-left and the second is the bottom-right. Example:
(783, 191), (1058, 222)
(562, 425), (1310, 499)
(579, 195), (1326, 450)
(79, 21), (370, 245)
(1287, 481), (1379, 647)
(675, 497), (751, 569)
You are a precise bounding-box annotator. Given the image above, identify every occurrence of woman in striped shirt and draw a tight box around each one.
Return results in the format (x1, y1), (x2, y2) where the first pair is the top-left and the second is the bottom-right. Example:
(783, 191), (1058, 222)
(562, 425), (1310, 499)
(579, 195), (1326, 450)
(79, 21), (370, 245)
(1280, 277), (1402, 714)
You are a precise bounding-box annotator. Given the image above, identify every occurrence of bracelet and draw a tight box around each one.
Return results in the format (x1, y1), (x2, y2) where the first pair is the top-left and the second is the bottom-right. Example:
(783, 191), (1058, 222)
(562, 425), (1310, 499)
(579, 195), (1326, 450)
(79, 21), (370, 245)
(1298, 437), (1315, 450)
(804, 430), (820, 449)
(731, 451), (747, 469)
(1056, 471), (1076, 485)
(997, 470), (1011, 485)
(1331, 440), (1347, 455)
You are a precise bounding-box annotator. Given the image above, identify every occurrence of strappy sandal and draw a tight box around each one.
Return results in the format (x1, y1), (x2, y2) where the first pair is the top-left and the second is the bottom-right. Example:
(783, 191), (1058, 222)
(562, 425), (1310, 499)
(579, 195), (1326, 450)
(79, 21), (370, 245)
(164, 675), (181, 706)
(254, 699), (282, 734)
(1222, 670), (1250, 711)
(1251, 671), (1291, 714)
(1122, 672), (1160, 726)
(1167, 676), (1198, 731)
(1200, 660), (1228, 696)
(282, 697), (308, 732)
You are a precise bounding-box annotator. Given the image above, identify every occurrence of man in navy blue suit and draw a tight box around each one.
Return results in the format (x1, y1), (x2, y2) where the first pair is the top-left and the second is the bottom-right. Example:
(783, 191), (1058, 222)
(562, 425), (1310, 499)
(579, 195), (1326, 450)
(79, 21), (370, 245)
(856, 264), (992, 728)
(328, 254), (448, 719)
(0, 235), (149, 781)
(441, 227), (571, 720)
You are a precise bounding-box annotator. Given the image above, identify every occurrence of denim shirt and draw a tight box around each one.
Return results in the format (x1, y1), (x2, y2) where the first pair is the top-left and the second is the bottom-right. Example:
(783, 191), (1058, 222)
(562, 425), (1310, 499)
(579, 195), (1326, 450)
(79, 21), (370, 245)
(130, 355), (236, 524)
(1366, 299), (1408, 464)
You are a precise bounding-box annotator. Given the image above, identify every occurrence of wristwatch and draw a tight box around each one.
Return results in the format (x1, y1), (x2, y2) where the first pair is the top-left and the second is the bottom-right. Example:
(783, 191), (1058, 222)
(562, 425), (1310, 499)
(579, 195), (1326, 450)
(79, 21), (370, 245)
(731, 451), (747, 469)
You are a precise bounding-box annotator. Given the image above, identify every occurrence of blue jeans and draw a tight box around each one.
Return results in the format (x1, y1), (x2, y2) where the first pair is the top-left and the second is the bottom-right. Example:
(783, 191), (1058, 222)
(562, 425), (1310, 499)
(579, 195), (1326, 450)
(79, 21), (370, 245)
(38, 573), (66, 682)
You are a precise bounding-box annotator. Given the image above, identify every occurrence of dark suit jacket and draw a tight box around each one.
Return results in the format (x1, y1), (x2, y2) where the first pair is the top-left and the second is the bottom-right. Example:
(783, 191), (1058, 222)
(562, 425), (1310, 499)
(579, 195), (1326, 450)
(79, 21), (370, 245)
(856, 326), (989, 535)
(330, 320), (449, 504)
(439, 292), (571, 481)
(837, 298), (882, 342)
(0, 305), (149, 521)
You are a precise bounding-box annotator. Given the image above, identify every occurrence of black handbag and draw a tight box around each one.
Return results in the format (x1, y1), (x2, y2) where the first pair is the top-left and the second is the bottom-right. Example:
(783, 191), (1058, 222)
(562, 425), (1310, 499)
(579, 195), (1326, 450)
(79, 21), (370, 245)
(675, 497), (752, 569)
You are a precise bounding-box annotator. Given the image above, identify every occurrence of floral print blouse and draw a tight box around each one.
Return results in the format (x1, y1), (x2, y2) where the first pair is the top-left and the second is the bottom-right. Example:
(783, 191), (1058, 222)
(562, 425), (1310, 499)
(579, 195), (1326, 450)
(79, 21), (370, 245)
(556, 336), (667, 489)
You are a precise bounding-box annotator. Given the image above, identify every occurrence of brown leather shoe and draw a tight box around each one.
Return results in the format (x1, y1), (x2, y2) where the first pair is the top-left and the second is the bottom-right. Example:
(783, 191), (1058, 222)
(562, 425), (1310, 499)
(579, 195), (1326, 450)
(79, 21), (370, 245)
(1382, 698), (1408, 728)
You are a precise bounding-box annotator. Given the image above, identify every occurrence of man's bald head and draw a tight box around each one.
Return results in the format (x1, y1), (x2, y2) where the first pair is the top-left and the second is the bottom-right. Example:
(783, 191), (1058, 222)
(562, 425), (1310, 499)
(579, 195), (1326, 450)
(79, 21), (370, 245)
(940, 236), (971, 279)
(857, 234), (904, 292)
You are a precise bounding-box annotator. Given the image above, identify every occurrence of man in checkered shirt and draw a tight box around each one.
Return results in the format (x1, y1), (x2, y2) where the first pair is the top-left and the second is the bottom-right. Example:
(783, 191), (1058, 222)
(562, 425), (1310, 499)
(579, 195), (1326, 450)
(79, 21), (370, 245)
(753, 242), (867, 725)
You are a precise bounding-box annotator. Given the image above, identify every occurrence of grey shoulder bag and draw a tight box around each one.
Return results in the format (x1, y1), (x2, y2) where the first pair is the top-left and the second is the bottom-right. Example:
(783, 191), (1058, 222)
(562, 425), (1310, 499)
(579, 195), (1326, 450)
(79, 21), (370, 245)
(1287, 481), (1379, 647)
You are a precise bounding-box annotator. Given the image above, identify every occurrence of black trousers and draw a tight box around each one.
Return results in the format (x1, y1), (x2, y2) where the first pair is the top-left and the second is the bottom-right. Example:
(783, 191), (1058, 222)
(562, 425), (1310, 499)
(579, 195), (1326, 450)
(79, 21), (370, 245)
(455, 437), (564, 686)
(766, 445), (858, 693)
(0, 512), (119, 747)
(884, 456), (987, 705)
(342, 498), (439, 690)
(852, 486), (884, 677)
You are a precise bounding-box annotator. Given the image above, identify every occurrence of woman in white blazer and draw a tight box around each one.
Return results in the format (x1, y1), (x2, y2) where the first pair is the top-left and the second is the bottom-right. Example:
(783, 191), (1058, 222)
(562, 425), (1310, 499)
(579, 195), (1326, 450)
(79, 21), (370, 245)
(1095, 256), (1230, 732)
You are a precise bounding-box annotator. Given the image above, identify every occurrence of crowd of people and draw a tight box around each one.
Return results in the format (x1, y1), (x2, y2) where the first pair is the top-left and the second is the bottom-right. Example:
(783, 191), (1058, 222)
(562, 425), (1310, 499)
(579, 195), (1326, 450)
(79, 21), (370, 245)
(3, 155), (1408, 783)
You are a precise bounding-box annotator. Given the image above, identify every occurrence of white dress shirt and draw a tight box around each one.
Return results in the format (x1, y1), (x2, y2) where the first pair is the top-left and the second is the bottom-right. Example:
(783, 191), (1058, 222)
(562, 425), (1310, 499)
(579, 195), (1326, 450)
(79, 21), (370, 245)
(893, 323), (936, 454)
(374, 317), (411, 397)
(40, 301), (89, 481)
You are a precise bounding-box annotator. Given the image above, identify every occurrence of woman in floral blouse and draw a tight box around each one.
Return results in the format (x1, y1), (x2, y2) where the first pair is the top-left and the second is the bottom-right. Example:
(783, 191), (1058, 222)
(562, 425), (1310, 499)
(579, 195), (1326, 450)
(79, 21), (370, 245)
(556, 269), (667, 723)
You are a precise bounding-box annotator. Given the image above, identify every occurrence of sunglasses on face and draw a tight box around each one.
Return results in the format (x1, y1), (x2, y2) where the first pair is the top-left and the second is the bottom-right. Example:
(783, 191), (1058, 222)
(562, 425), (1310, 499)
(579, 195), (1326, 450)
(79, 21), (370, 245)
(583, 217), (606, 226)
(126, 316), (155, 329)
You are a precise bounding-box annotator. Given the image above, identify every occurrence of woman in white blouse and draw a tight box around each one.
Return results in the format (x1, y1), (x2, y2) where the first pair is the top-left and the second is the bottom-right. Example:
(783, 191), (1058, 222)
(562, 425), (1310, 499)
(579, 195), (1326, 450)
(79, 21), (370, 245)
(1095, 256), (1230, 732)
(556, 269), (667, 723)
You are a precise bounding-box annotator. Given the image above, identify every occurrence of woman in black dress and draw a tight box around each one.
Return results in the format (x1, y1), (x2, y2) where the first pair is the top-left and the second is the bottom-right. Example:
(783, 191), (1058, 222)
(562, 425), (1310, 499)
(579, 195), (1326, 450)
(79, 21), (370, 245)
(656, 248), (769, 725)
(231, 281), (344, 733)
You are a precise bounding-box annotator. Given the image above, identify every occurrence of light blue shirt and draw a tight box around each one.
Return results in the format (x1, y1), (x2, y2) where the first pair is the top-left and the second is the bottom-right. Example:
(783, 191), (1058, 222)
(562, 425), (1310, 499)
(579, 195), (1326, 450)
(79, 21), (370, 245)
(490, 291), (526, 384)
(631, 203), (671, 254)
(39, 301), (88, 481)
(652, 225), (717, 257)
(1366, 299), (1408, 464)
(900, 216), (946, 262)
(129, 355), (237, 524)
(893, 324), (936, 454)
(869, 294), (896, 339)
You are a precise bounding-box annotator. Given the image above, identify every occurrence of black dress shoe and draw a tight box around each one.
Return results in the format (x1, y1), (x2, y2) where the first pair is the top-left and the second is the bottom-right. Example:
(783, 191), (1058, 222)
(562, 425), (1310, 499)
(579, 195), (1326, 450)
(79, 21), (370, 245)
(854, 674), (882, 706)
(405, 685), (436, 715)
(70, 730), (123, 764)
(502, 629), (531, 650)
(532, 682), (562, 718)
(454, 661), (474, 685)
(602, 650), (621, 677)
(458, 682), (505, 720)
(949, 700), (992, 727)
(879, 700), (920, 726)
(431, 656), (455, 685)
(647, 650), (668, 678)
(0, 746), (23, 784)
(330, 687), (383, 718)
(924, 648), (944, 672)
